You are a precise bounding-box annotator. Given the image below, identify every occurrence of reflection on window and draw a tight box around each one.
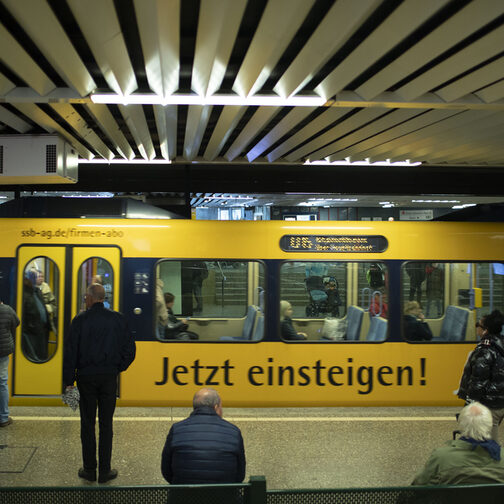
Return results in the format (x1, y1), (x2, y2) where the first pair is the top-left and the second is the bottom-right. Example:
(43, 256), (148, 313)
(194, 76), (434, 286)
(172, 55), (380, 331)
(154, 260), (265, 342)
(400, 261), (504, 343)
(21, 257), (59, 363)
(77, 257), (114, 312)
(280, 262), (388, 342)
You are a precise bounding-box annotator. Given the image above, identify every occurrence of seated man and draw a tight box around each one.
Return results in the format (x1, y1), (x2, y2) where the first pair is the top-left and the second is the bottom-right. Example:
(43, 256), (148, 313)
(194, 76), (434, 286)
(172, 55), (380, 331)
(164, 293), (198, 340)
(412, 402), (504, 485)
(161, 388), (245, 484)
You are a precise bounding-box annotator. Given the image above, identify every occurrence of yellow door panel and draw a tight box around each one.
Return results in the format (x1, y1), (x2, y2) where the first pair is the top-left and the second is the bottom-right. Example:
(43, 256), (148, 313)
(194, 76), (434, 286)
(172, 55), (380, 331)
(14, 247), (66, 396)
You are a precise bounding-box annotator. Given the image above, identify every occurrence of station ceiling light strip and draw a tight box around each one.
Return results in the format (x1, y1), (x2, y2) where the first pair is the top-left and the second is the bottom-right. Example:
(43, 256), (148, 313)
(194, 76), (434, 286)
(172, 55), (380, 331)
(304, 159), (422, 167)
(90, 93), (326, 107)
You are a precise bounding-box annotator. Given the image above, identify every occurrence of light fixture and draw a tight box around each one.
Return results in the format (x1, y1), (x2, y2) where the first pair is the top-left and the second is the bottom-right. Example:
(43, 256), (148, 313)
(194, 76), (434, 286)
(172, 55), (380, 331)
(452, 203), (477, 209)
(90, 93), (325, 107)
(304, 159), (422, 167)
(412, 199), (460, 203)
(78, 158), (171, 164)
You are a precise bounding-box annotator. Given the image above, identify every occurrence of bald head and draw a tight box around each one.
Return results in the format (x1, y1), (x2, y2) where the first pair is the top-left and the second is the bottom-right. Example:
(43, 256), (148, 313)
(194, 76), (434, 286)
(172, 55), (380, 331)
(193, 388), (222, 416)
(86, 283), (106, 308)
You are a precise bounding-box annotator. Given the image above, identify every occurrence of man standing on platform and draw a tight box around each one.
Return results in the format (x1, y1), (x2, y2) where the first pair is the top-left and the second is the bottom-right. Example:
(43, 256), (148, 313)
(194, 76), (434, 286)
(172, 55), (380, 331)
(0, 300), (20, 428)
(161, 388), (246, 484)
(63, 283), (136, 483)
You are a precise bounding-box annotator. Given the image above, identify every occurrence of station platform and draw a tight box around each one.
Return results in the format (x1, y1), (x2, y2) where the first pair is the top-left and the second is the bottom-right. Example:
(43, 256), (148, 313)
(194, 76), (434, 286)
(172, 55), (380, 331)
(0, 405), (489, 489)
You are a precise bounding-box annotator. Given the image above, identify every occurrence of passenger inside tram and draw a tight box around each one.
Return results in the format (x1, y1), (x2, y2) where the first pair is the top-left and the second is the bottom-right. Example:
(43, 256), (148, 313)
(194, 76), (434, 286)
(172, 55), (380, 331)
(403, 301), (433, 342)
(280, 300), (307, 341)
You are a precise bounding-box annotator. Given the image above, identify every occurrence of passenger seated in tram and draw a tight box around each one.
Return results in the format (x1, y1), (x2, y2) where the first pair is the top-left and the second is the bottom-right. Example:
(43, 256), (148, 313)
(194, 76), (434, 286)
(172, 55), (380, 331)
(280, 300), (307, 340)
(164, 293), (198, 340)
(404, 301), (432, 341)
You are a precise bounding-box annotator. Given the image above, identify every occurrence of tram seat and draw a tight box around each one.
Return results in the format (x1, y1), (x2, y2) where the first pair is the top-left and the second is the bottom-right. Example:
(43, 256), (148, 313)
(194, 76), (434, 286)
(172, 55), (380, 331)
(220, 305), (259, 341)
(366, 316), (387, 341)
(252, 315), (264, 341)
(346, 306), (365, 341)
(437, 305), (470, 341)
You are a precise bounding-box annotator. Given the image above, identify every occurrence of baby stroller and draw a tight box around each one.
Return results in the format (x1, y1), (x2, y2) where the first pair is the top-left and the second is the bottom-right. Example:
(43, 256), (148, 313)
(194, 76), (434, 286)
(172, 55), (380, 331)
(305, 276), (328, 316)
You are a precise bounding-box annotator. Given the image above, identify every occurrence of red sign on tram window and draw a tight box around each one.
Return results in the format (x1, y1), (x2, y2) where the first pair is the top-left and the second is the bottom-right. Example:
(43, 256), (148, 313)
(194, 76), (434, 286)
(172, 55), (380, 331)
(280, 235), (388, 253)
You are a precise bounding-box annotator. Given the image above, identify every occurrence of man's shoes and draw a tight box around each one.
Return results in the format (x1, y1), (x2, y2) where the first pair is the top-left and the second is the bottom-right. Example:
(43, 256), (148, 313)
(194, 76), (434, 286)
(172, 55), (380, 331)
(0, 417), (12, 427)
(78, 468), (97, 482)
(98, 469), (118, 483)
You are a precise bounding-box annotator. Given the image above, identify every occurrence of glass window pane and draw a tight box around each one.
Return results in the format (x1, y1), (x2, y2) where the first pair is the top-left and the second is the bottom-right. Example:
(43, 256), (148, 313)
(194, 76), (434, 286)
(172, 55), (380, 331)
(21, 257), (59, 363)
(280, 261), (387, 342)
(155, 260), (265, 342)
(77, 257), (114, 312)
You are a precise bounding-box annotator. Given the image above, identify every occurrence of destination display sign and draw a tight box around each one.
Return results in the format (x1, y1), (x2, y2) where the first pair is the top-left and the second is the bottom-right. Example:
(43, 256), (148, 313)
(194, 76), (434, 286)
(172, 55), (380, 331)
(280, 235), (388, 253)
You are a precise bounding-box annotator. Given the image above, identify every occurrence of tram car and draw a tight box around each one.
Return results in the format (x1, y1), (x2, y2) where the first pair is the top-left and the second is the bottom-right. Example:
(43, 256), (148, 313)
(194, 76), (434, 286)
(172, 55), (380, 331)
(2, 215), (504, 407)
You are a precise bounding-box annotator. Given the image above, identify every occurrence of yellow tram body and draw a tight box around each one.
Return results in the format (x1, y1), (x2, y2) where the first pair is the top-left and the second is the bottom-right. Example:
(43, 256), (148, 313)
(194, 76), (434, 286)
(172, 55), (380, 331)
(3, 218), (503, 407)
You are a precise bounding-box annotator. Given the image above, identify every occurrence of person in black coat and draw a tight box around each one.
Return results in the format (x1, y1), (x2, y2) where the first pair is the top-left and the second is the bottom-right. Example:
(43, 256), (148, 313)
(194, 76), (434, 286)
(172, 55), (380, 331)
(458, 310), (504, 441)
(403, 301), (433, 341)
(161, 388), (246, 484)
(280, 300), (307, 340)
(63, 283), (136, 483)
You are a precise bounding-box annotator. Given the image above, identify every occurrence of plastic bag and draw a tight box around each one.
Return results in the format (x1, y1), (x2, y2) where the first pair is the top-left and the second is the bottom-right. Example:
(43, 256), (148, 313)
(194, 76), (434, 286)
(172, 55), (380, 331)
(321, 318), (346, 341)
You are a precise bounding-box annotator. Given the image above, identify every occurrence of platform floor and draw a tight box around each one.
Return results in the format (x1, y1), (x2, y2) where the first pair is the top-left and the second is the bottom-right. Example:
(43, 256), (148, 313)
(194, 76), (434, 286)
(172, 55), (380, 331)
(1, 405), (498, 489)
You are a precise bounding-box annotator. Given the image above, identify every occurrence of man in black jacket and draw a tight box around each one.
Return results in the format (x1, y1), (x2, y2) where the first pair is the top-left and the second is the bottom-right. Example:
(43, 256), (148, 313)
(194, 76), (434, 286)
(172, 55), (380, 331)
(63, 283), (136, 483)
(161, 388), (246, 484)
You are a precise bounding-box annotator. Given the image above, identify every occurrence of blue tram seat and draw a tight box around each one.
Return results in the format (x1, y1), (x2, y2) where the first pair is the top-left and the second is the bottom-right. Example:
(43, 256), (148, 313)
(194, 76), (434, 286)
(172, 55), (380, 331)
(220, 305), (259, 341)
(252, 315), (264, 341)
(345, 306), (365, 341)
(437, 305), (470, 342)
(366, 316), (387, 341)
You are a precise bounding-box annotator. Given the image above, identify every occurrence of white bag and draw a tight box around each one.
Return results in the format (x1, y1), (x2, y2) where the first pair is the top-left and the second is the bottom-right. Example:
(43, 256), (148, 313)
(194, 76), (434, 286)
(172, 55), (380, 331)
(321, 318), (346, 341)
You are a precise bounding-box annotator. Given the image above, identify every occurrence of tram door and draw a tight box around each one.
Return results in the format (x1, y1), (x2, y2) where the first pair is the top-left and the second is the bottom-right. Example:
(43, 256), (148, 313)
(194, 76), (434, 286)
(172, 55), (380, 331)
(14, 246), (120, 397)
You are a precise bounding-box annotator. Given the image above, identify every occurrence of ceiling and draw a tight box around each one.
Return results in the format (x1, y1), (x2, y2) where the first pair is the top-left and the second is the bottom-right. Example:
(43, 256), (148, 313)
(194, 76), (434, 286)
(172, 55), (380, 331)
(0, 0), (503, 175)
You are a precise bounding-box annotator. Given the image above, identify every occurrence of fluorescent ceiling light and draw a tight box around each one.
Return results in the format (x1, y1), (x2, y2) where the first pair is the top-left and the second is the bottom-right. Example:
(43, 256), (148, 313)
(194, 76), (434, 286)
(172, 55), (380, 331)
(412, 199), (460, 203)
(452, 203), (477, 209)
(90, 93), (325, 107)
(79, 158), (171, 164)
(304, 159), (422, 167)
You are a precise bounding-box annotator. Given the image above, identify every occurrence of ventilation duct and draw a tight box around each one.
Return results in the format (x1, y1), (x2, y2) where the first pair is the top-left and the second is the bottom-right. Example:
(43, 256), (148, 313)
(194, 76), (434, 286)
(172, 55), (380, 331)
(0, 135), (78, 184)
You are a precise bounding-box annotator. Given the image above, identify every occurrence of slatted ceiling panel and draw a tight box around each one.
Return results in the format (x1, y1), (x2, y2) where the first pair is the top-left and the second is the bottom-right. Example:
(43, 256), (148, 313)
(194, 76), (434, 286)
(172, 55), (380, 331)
(315, 0), (448, 101)
(50, 103), (114, 160)
(86, 103), (134, 160)
(2, 0), (95, 97)
(246, 106), (317, 162)
(118, 104), (155, 160)
(203, 106), (247, 160)
(0, 24), (55, 96)
(12, 103), (92, 159)
(273, 0), (379, 98)
(184, 105), (212, 160)
(68, 0), (137, 96)
(0, 73), (15, 96)
(0, 105), (31, 133)
(134, 0), (179, 97)
(435, 58), (504, 103)
(330, 108), (445, 161)
(232, 0), (314, 97)
(310, 108), (425, 161)
(385, 110), (496, 161)
(153, 105), (177, 160)
(476, 79), (504, 103)
(266, 107), (352, 162)
(356, 0), (504, 101)
(286, 107), (387, 162)
(192, 0), (246, 96)
(397, 26), (504, 102)
(224, 106), (279, 161)
(353, 109), (469, 161)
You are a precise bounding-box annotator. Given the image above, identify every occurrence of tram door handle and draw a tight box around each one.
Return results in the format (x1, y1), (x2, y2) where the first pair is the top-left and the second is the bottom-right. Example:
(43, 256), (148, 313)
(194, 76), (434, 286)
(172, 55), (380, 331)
(133, 307), (142, 315)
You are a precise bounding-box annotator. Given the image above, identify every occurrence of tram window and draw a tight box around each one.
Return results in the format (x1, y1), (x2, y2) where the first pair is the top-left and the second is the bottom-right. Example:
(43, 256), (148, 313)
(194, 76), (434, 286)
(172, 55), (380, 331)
(154, 260), (265, 342)
(280, 261), (388, 342)
(401, 261), (504, 342)
(77, 257), (114, 312)
(21, 257), (59, 363)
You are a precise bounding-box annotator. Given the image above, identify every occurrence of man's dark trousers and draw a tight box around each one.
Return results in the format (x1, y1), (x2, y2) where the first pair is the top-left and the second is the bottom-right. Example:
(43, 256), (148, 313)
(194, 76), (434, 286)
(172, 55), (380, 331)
(77, 373), (117, 473)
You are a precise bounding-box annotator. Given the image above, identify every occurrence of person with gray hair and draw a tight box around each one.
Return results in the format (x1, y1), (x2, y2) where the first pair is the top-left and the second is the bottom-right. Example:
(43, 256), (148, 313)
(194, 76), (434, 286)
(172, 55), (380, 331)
(161, 388), (245, 484)
(412, 402), (504, 485)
